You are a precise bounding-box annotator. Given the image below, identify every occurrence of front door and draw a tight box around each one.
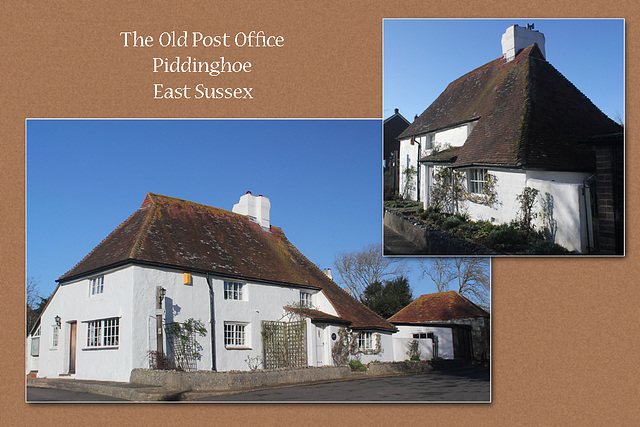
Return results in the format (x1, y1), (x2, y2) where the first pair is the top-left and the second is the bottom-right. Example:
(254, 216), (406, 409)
(68, 322), (77, 374)
(315, 327), (325, 365)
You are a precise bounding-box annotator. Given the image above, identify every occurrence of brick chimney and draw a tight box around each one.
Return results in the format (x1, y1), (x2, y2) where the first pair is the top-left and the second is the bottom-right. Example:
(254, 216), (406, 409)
(501, 24), (546, 62)
(232, 191), (271, 229)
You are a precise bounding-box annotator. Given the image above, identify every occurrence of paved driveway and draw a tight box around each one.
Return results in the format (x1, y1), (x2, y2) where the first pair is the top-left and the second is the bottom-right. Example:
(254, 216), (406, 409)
(27, 387), (127, 402)
(197, 367), (490, 402)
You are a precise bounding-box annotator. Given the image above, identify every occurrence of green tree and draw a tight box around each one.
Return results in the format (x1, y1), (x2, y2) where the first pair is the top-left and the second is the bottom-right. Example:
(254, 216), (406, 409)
(334, 243), (407, 301)
(362, 276), (413, 319)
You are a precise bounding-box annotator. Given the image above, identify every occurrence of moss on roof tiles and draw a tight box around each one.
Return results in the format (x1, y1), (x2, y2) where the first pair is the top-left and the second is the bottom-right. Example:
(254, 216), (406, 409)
(398, 44), (620, 171)
(388, 291), (489, 323)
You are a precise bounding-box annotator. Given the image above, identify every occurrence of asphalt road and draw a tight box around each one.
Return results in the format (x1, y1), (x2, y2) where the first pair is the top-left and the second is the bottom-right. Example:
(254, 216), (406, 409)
(197, 367), (490, 402)
(26, 387), (127, 402)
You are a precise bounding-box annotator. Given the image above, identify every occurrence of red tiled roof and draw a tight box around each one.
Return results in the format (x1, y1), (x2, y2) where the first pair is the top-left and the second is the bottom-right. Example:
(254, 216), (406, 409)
(59, 193), (395, 331)
(399, 45), (621, 172)
(388, 291), (489, 323)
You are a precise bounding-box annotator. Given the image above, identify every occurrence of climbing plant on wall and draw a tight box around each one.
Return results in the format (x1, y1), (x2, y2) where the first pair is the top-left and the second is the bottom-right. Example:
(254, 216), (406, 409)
(401, 166), (417, 200)
(164, 318), (207, 372)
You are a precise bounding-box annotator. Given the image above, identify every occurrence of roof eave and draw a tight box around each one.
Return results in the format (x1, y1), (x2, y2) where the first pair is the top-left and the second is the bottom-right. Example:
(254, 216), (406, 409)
(58, 259), (323, 291)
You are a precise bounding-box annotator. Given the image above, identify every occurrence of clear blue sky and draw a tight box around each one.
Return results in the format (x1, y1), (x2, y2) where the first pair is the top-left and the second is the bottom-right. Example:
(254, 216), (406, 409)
(384, 19), (624, 123)
(27, 119), (446, 301)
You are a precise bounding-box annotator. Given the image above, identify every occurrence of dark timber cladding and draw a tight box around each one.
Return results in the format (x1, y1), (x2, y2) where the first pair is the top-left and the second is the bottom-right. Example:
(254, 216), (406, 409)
(58, 192), (395, 331)
(402, 44), (621, 171)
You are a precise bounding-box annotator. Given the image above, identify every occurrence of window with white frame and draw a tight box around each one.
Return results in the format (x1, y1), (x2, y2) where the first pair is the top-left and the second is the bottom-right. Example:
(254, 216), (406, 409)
(31, 326), (41, 356)
(300, 291), (312, 308)
(52, 325), (59, 347)
(412, 333), (427, 339)
(224, 322), (247, 347)
(86, 317), (119, 348)
(224, 281), (244, 300)
(358, 332), (373, 351)
(468, 168), (487, 194)
(90, 276), (104, 295)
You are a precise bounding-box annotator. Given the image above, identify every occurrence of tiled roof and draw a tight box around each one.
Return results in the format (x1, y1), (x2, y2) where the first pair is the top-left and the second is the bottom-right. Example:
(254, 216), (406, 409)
(388, 291), (489, 323)
(59, 193), (395, 331)
(284, 307), (351, 325)
(419, 146), (460, 163)
(398, 45), (621, 171)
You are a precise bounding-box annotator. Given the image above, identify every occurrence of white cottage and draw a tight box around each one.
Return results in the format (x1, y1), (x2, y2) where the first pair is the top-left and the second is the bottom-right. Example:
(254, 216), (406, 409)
(27, 192), (396, 382)
(397, 25), (622, 253)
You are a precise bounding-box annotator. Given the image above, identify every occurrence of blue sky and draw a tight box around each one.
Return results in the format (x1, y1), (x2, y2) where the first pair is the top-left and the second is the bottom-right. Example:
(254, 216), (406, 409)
(27, 119), (452, 301)
(384, 19), (624, 123)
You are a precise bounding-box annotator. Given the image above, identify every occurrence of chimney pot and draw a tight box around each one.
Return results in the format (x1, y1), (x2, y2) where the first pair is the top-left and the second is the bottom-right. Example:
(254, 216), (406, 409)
(501, 24), (545, 62)
(232, 192), (271, 229)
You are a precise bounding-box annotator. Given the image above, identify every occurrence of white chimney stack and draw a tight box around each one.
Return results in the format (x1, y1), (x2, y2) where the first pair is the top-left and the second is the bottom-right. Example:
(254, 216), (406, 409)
(232, 191), (271, 229)
(501, 24), (546, 62)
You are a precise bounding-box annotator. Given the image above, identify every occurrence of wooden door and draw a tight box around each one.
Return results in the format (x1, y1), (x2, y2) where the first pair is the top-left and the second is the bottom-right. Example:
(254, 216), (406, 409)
(68, 322), (77, 374)
(452, 327), (473, 362)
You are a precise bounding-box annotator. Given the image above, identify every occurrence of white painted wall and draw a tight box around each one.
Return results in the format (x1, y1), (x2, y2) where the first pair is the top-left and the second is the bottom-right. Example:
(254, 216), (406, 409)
(423, 166), (591, 253)
(36, 265), (136, 381)
(392, 325), (454, 361)
(461, 168), (527, 224)
(398, 137), (422, 200)
(400, 122), (476, 201)
(526, 172), (591, 253)
(35, 263), (355, 381)
(356, 331), (395, 364)
(26, 330), (40, 373)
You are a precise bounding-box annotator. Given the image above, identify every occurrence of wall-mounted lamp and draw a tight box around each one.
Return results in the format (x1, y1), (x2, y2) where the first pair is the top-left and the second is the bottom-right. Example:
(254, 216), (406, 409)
(55, 316), (61, 328)
(157, 286), (167, 308)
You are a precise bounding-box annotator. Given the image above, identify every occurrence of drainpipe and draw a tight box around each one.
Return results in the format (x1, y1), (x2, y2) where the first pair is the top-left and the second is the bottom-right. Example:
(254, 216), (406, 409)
(582, 174), (597, 253)
(433, 335), (438, 359)
(206, 275), (217, 371)
(416, 140), (421, 202)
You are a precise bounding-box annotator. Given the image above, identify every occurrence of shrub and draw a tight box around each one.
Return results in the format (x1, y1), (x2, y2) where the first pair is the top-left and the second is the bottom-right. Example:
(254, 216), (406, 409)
(486, 225), (528, 252)
(442, 216), (462, 230)
(455, 212), (470, 222)
(349, 359), (367, 371)
(529, 239), (572, 255)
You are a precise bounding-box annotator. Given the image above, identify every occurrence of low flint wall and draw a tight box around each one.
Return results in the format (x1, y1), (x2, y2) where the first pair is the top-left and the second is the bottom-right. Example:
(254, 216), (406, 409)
(130, 361), (438, 392)
(384, 209), (495, 255)
(130, 366), (351, 391)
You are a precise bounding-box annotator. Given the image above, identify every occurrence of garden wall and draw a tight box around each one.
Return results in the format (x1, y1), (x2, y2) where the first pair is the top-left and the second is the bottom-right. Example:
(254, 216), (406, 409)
(130, 366), (351, 391)
(384, 210), (495, 255)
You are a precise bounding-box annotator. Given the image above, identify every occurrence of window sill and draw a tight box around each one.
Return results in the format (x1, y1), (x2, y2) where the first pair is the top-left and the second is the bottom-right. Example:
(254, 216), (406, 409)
(82, 346), (119, 351)
(225, 346), (252, 350)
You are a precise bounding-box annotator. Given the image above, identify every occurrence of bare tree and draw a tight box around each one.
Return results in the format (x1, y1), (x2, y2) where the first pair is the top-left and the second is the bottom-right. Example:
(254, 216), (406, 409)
(420, 258), (490, 310)
(26, 276), (42, 335)
(334, 243), (407, 301)
(421, 257), (453, 292)
(27, 276), (41, 310)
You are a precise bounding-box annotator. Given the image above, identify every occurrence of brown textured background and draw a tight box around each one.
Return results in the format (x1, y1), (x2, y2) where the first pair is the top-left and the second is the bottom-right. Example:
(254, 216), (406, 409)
(2, 1), (638, 425)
